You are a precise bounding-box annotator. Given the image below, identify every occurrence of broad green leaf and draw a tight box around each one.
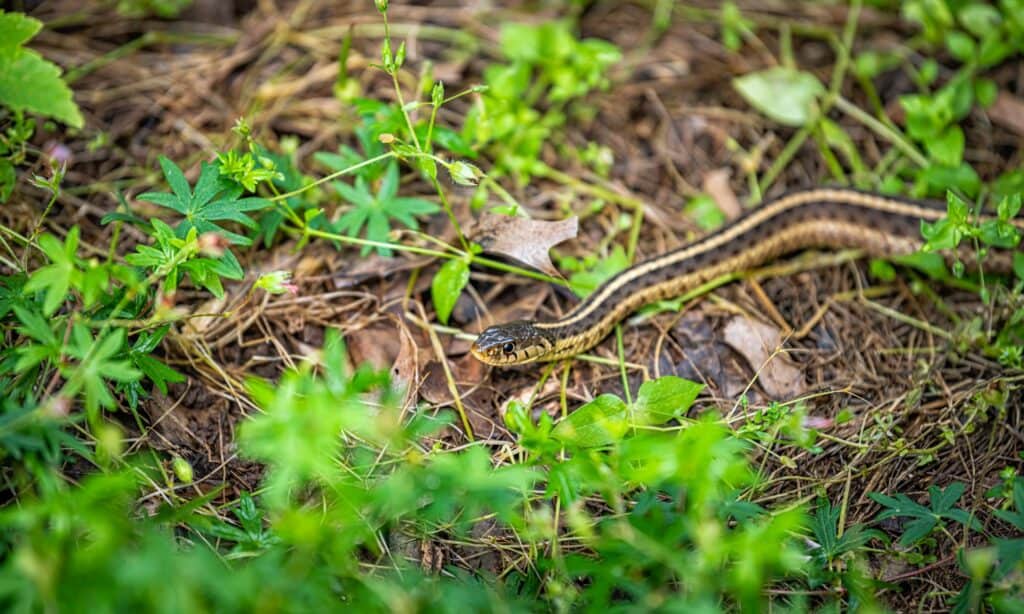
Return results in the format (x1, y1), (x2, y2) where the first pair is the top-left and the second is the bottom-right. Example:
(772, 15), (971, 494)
(733, 67), (825, 127)
(959, 3), (1002, 38)
(0, 11), (41, 57)
(974, 78), (998, 108)
(0, 49), (83, 128)
(926, 125), (965, 167)
(552, 393), (629, 448)
(919, 162), (981, 198)
(633, 376), (703, 425)
(431, 258), (469, 325)
(945, 31), (975, 62)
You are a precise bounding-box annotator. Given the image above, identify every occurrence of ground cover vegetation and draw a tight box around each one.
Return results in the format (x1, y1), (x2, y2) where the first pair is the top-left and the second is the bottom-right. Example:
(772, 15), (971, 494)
(1, 0), (1024, 611)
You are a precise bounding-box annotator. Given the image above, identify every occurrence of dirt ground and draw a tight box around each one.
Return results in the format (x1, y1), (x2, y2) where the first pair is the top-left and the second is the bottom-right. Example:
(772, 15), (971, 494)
(17, 1), (1024, 609)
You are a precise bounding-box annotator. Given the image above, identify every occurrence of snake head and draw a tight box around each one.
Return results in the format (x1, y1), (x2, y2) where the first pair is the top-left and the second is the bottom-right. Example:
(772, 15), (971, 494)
(471, 321), (553, 366)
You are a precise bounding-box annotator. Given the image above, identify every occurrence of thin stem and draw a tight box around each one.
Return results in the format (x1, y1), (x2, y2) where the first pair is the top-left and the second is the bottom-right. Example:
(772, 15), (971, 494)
(833, 95), (928, 168)
(270, 152), (396, 202)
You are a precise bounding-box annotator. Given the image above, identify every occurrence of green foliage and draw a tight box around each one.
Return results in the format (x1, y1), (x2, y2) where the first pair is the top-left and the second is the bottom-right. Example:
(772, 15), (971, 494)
(139, 156), (273, 247)
(125, 219), (240, 298)
(506, 387), (809, 610)
(431, 256), (470, 325)
(869, 481), (983, 547)
(324, 159), (438, 257)
(550, 375), (703, 447)
(719, 2), (755, 52)
(733, 67), (825, 127)
(558, 244), (630, 297)
(808, 500), (886, 585)
(4, 4), (1024, 613)
(463, 20), (621, 190)
(685, 193), (728, 231)
(0, 11), (83, 129)
(952, 478), (1024, 612)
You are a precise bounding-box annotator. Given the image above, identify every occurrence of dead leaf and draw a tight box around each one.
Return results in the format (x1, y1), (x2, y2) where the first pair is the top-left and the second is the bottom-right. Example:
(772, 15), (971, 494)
(721, 316), (806, 400)
(347, 323), (402, 371)
(391, 323), (421, 409)
(703, 168), (742, 220)
(470, 214), (578, 276)
(988, 91), (1024, 138)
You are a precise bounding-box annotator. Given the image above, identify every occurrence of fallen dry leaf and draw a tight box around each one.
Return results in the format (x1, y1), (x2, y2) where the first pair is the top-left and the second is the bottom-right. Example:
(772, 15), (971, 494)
(988, 91), (1024, 138)
(470, 213), (578, 276)
(702, 168), (742, 220)
(346, 323), (402, 371)
(721, 316), (806, 400)
(391, 322), (421, 410)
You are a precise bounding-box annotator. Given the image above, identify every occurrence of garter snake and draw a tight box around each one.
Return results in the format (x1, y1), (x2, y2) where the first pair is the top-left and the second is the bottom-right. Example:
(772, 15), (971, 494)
(470, 187), (1020, 366)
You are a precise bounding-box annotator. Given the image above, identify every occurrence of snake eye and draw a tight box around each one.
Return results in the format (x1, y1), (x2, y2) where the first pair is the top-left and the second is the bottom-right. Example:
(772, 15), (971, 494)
(502, 342), (515, 354)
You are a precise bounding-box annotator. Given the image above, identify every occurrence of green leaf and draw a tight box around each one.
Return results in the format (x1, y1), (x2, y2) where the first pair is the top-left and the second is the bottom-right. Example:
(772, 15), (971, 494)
(958, 3), (1002, 38)
(139, 158), (271, 247)
(974, 78), (998, 108)
(945, 31), (976, 62)
(431, 258), (469, 325)
(0, 158), (14, 203)
(632, 376), (703, 425)
(684, 194), (726, 231)
(732, 67), (825, 127)
(552, 393), (629, 448)
(0, 49), (83, 128)
(899, 516), (938, 547)
(23, 229), (79, 315)
(926, 125), (965, 167)
(919, 162), (981, 198)
(329, 160), (438, 257)
(1014, 252), (1024, 280)
(930, 481), (965, 512)
(0, 11), (42, 57)
(568, 245), (629, 297)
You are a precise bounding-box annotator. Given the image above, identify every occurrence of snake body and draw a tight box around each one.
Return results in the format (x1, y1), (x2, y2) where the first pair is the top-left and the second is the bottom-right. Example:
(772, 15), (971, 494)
(470, 188), (1018, 366)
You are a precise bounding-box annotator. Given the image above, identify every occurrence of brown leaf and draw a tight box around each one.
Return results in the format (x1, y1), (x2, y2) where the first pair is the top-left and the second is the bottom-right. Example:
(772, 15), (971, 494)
(988, 91), (1024, 138)
(702, 168), (742, 220)
(391, 323), (421, 409)
(347, 324), (402, 371)
(721, 316), (806, 400)
(470, 214), (578, 276)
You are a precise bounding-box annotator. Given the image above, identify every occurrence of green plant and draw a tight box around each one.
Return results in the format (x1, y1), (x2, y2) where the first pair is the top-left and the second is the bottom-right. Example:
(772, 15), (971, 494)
(0, 10), (83, 202)
(325, 159), (439, 257)
(869, 481), (983, 547)
(806, 500), (886, 606)
(463, 20), (621, 192)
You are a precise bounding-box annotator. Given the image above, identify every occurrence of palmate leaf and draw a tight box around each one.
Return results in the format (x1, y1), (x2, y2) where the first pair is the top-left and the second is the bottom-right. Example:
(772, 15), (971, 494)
(329, 160), (439, 257)
(61, 325), (141, 417)
(138, 157), (272, 246)
(23, 228), (80, 315)
(869, 482), (981, 547)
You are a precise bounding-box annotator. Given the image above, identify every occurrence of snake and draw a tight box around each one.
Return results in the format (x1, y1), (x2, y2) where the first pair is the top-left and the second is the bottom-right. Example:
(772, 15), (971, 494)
(470, 187), (1020, 366)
